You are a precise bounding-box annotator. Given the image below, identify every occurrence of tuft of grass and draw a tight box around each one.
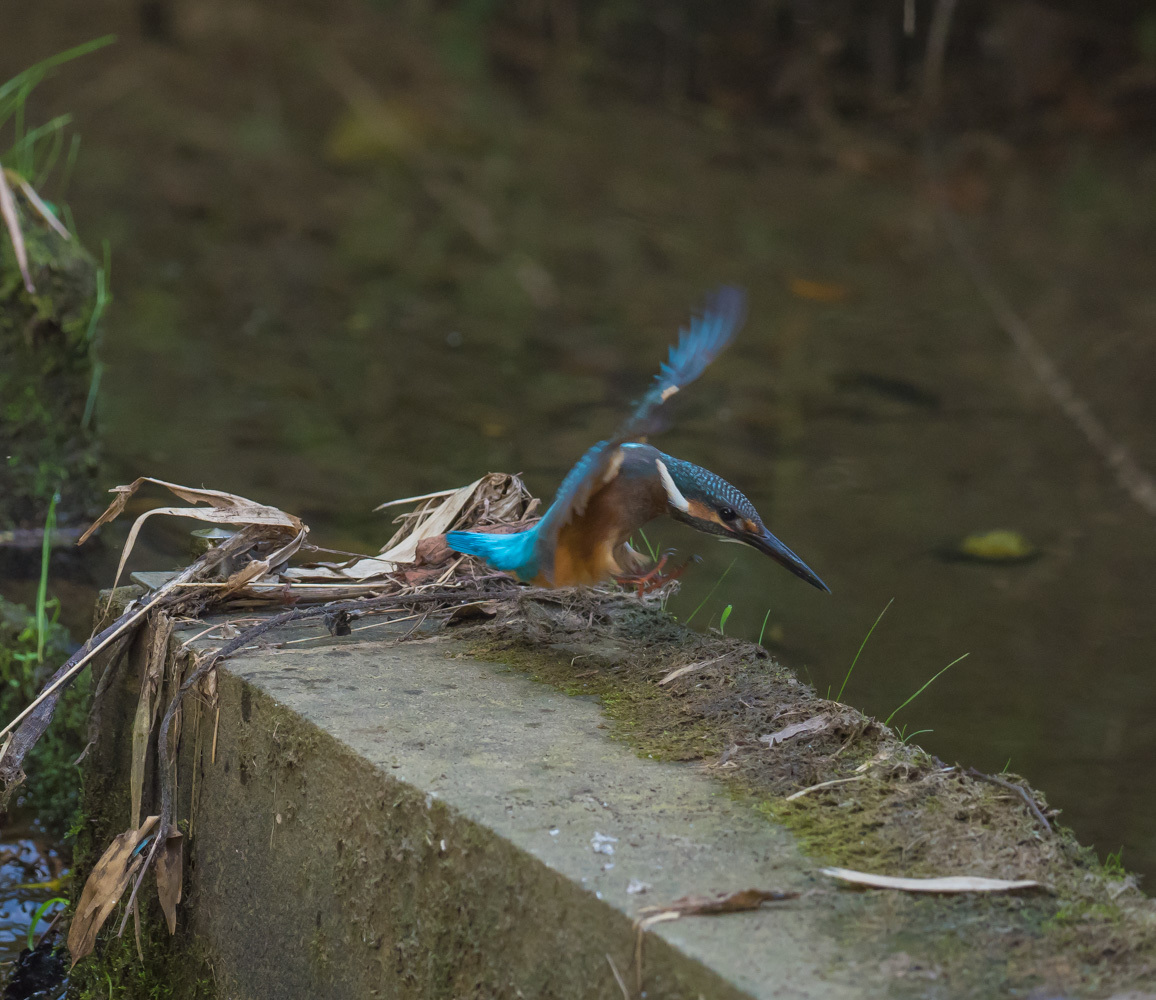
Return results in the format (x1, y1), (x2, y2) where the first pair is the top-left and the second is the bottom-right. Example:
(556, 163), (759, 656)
(835, 597), (893, 703)
(884, 652), (969, 727)
(1, 36), (116, 290)
(1103, 848), (1126, 877)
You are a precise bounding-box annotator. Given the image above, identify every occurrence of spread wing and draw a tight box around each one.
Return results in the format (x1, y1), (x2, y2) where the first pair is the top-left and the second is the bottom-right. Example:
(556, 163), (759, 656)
(533, 286), (747, 579)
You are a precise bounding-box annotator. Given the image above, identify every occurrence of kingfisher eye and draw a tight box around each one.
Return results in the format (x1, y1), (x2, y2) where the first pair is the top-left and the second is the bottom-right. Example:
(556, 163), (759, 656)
(718, 506), (737, 522)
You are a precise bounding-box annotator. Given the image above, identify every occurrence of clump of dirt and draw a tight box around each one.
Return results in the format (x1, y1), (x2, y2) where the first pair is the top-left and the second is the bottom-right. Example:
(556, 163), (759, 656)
(461, 587), (1156, 994)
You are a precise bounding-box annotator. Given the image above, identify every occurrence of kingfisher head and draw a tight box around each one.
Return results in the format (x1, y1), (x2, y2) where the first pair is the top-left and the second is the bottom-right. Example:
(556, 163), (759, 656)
(653, 453), (830, 592)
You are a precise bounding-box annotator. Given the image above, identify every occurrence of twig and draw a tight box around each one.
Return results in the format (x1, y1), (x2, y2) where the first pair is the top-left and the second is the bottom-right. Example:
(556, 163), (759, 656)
(785, 775), (865, 802)
(658, 654), (728, 686)
(967, 767), (1052, 835)
(605, 953), (631, 1000)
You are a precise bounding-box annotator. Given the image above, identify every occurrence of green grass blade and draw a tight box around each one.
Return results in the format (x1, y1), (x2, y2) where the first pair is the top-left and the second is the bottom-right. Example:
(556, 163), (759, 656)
(636, 526), (658, 562)
(719, 604), (732, 635)
(758, 608), (772, 647)
(0, 35), (116, 106)
(26, 896), (67, 951)
(683, 557), (736, 626)
(35, 492), (58, 664)
(836, 597), (894, 703)
(884, 652), (969, 727)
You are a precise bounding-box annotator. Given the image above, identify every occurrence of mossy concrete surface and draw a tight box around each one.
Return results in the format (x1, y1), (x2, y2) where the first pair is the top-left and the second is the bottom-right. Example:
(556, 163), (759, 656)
(172, 624), (857, 999)
(78, 593), (1156, 998)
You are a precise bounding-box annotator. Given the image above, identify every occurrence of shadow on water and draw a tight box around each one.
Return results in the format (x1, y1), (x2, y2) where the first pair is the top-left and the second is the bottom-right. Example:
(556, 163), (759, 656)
(2, 0), (1154, 896)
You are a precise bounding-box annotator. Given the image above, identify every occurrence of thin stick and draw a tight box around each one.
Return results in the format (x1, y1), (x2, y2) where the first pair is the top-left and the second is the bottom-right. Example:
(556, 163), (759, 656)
(281, 614), (421, 644)
(657, 654), (728, 686)
(605, 953), (630, 1000)
(374, 487), (461, 510)
(0, 590), (167, 741)
(967, 767), (1052, 835)
(785, 775), (865, 802)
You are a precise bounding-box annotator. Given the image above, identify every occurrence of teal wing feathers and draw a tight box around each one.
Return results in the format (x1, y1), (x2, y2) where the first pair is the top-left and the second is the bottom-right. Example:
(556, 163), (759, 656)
(532, 286), (747, 580)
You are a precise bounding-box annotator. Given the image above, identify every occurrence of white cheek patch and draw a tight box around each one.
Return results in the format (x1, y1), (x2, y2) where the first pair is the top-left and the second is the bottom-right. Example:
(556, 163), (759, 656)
(655, 459), (690, 512)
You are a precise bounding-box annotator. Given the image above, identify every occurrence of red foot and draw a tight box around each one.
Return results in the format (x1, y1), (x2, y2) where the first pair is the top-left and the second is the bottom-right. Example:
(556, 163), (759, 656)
(616, 551), (699, 596)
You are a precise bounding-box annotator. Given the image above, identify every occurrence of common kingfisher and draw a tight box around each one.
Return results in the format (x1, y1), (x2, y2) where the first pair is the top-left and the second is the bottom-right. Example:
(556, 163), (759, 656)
(446, 287), (830, 593)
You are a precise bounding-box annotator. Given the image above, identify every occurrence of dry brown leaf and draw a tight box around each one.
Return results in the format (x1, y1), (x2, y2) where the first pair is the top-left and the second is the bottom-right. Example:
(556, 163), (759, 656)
(286, 473), (535, 582)
(638, 887), (799, 923)
(447, 601), (499, 624)
(68, 815), (159, 967)
(155, 827), (184, 934)
(820, 867), (1043, 893)
(760, 715), (830, 746)
(0, 167), (33, 293)
(130, 613), (174, 828)
(79, 478), (306, 594)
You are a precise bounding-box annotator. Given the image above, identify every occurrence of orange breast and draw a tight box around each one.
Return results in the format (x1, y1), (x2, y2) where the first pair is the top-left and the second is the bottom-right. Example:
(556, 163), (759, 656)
(536, 473), (660, 588)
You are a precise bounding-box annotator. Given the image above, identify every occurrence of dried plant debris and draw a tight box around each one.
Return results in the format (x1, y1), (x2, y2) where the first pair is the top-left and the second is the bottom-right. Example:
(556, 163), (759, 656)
(820, 868), (1043, 894)
(4, 473), (535, 954)
(67, 816), (158, 966)
(637, 887), (799, 925)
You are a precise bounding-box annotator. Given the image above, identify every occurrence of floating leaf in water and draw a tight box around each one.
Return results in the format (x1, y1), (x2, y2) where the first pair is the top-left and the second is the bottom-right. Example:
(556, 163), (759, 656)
(955, 530), (1036, 563)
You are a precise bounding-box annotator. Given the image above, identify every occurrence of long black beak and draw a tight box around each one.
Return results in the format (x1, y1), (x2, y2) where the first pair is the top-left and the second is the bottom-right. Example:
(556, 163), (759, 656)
(746, 528), (831, 593)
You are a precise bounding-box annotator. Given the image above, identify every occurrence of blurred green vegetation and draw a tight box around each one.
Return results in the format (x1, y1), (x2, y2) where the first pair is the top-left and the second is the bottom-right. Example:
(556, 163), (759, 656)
(0, 594), (89, 834)
(0, 37), (113, 530)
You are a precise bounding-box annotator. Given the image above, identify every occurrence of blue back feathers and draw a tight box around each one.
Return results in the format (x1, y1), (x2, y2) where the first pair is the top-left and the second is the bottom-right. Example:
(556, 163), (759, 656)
(445, 526), (540, 580)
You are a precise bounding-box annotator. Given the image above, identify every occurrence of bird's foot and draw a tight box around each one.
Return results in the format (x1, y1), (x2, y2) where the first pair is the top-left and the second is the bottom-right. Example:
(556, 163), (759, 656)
(616, 551), (699, 596)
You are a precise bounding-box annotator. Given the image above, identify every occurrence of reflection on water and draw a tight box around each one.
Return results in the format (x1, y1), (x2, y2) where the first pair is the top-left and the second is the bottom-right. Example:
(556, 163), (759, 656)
(3, 0), (1154, 886)
(0, 823), (67, 968)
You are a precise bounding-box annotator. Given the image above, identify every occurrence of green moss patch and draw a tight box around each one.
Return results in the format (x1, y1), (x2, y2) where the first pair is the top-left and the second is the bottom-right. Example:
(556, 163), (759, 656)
(460, 589), (1156, 996)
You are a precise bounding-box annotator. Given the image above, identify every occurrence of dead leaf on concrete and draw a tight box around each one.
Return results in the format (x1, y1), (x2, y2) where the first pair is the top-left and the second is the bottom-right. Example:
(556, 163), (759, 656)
(820, 867), (1043, 893)
(447, 601), (499, 625)
(637, 887), (799, 926)
(155, 826), (184, 935)
(760, 715), (830, 746)
(68, 815), (159, 967)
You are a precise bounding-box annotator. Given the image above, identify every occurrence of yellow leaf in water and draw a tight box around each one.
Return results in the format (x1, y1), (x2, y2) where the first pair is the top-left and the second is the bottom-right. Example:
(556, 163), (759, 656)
(788, 277), (851, 303)
(958, 530), (1035, 562)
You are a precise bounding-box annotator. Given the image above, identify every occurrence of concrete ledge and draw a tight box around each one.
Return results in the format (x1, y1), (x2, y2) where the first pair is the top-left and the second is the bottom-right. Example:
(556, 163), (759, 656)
(78, 595), (1156, 999)
(167, 623), (853, 998)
